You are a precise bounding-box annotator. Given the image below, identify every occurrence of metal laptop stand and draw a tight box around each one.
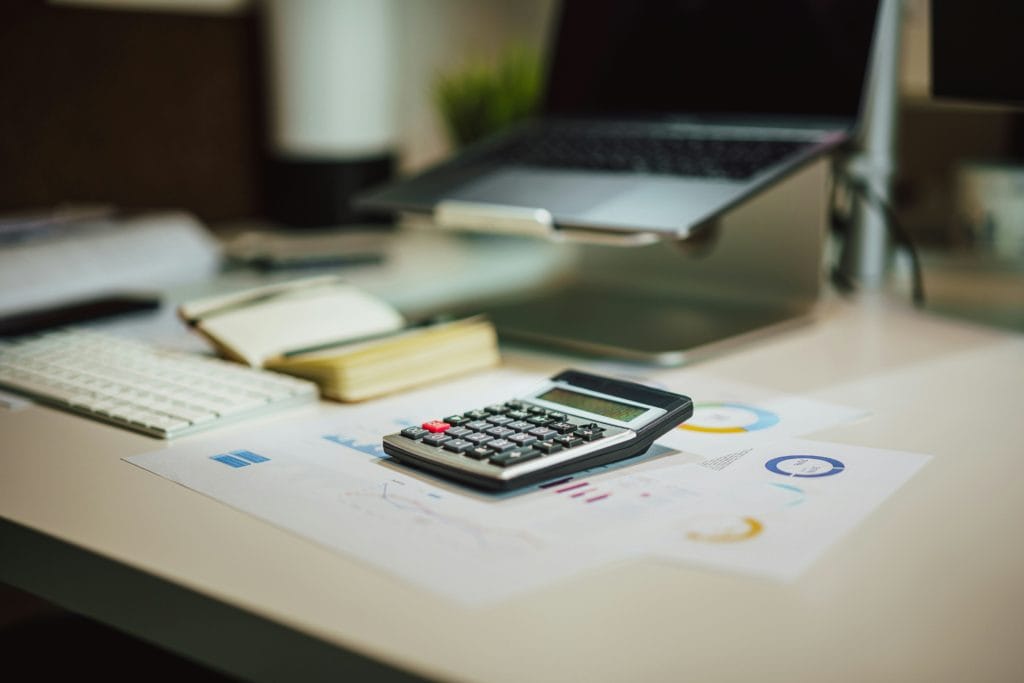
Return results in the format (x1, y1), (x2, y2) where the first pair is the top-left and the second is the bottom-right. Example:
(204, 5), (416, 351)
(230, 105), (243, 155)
(431, 158), (830, 366)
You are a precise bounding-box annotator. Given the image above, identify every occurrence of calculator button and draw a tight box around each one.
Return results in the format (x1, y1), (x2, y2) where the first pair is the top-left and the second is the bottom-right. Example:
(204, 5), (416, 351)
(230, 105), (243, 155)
(545, 412), (567, 421)
(484, 404), (508, 414)
(486, 426), (516, 439)
(555, 435), (584, 448)
(463, 409), (488, 420)
(465, 420), (491, 432)
(400, 426), (429, 440)
(442, 438), (473, 453)
(444, 415), (468, 426)
(465, 432), (493, 446)
(534, 441), (563, 455)
(526, 416), (553, 426)
(509, 433), (537, 448)
(527, 426), (557, 441)
(506, 410), (530, 420)
(574, 428), (604, 442)
(485, 414), (513, 426)
(549, 422), (576, 434)
(504, 400), (526, 410)
(485, 438), (515, 454)
(506, 420), (533, 432)
(445, 426), (473, 439)
(490, 448), (542, 467)
(465, 447), (493, 460)
(422, 420), (451, 433)
(526, 406), (547, 415)
(422, 433), (451, 447)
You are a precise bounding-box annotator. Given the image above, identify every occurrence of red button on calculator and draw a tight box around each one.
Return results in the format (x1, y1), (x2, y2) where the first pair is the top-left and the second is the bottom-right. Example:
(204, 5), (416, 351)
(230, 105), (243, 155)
(422, 420), (451, 433)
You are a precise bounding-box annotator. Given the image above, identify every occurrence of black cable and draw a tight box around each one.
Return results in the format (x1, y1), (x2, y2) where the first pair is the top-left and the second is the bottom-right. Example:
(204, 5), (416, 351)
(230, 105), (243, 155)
(831, 171), (926, 308)
(828, 171), (857, 297)
(847, 178), (926, 307)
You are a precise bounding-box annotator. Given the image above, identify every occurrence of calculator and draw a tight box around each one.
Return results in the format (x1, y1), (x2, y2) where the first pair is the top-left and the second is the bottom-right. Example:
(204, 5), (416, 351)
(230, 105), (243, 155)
(382, 370), (693, 490)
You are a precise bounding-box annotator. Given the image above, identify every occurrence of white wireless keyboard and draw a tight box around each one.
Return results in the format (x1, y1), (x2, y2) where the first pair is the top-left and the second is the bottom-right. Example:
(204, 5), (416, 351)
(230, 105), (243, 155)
(0, 328), (319, 438)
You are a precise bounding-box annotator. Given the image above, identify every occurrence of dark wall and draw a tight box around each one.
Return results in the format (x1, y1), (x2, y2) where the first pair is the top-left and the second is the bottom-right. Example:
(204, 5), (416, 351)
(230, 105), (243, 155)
(0, 0), (266, 223)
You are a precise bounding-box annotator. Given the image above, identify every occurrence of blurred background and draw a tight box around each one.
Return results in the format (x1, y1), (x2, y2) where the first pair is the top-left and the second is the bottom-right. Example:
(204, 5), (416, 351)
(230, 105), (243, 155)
(2, 0), (1022, 248)
(0, 0), (557, 224)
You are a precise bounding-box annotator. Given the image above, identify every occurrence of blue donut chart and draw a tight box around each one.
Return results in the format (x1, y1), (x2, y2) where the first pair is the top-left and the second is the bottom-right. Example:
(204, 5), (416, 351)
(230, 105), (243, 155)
(765, 455), (846, 478)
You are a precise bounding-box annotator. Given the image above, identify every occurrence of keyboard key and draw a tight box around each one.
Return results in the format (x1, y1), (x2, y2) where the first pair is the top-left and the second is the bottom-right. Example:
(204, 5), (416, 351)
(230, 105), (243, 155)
(465, 447), (493, 460)
(443, 415), (468, 426)
(422, 433), (451, 447)
(485, 426), (516, 439)
(575, 427), (604, 441)
(400, 426), (429, 440)
(509, 433), (537, 447)
(485, 414), (513, 426)
(442, 439), (473, 453)
(527, 426), (558, 441)
(465, 432), (493, 446)
(545, 412), (568, 421)
(506, 420), (533, 432)
(534, 441), (563, 455)
(466, 420), (491, 432)
(549, 421), (577, 434)
(422, 420), (451, 433)
(147, 414), (191, 432)
(526, 416), (553, 426)
(485, 438), (515, 453)
(526, 406), (547, 415)
(555, 435), (584, 448)
(490, 448), (542, 467)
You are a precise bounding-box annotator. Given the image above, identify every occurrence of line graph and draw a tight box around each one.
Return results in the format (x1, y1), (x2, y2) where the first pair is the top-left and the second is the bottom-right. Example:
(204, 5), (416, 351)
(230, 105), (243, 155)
(340, 479), (545, 552)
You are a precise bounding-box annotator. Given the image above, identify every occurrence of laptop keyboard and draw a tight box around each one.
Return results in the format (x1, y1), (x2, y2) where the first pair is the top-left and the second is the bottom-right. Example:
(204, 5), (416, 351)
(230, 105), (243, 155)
(493, 132), (807, 180)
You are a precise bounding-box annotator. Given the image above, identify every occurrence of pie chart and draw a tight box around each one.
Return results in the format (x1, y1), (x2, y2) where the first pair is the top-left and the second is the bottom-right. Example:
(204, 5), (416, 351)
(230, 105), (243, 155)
(765, 455), (845, 478)
(679, 402), (780, 433)
(684, 515), (764, 543)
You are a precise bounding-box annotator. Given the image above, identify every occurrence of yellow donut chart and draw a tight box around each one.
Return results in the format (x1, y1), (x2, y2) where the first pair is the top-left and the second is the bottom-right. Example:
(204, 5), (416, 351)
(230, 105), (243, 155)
(681, 424), (747, 434)
(685, 516), (764, 543)
(680, 402), (780, 434)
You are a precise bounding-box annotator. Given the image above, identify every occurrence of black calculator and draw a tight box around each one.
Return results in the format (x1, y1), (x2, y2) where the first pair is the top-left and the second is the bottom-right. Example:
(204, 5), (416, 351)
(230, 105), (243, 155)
(382, 370), (693, 491)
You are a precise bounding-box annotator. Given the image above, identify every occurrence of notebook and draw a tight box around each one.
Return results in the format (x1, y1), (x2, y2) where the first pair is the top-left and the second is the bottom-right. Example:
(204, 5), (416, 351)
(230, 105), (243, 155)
(178, 276), (501, 402)
(356, 0), (881, 239)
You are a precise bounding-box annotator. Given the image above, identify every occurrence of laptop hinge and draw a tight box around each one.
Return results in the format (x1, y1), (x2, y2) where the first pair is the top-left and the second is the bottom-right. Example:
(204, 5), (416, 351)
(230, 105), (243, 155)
(434, 200), (661, 246)
(435, 200), (553, 238)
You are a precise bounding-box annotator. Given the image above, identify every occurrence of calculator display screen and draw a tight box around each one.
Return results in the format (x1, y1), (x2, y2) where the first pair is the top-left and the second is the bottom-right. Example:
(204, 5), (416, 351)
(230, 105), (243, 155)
(537, 387), (647, 422)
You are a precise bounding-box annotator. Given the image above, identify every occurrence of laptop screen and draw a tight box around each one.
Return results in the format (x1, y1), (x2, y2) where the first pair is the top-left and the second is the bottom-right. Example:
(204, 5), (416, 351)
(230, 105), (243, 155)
(543, 0), (880, 123)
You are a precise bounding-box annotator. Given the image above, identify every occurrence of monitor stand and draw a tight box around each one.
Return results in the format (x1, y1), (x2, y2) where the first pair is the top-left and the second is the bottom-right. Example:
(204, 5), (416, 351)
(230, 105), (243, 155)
(455, 158), (830, 365)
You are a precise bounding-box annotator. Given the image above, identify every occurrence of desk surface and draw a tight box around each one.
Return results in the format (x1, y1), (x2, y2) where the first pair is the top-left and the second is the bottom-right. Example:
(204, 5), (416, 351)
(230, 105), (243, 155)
(2, 259), (1024, 682)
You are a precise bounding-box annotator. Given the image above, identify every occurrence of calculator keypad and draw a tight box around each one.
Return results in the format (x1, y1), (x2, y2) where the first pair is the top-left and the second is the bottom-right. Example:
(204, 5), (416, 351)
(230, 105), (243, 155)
(394, 402), (626, 471)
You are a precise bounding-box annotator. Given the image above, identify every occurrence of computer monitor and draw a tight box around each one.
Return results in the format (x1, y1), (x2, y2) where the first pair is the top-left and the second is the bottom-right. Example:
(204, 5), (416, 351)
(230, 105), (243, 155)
(931, 0), (1024, 107)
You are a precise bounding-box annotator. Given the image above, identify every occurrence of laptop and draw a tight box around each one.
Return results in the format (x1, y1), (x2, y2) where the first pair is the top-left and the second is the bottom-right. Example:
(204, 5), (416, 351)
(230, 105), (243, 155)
(356, 0), (882, 240)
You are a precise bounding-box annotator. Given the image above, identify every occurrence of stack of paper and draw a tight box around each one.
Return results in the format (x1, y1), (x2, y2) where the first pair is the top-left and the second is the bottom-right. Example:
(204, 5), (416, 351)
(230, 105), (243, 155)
(0, 210), (222, 318)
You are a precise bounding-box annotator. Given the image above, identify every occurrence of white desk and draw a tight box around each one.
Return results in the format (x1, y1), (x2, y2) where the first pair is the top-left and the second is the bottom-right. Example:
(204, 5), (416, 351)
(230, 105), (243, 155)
(2, 242), (1023, 681)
